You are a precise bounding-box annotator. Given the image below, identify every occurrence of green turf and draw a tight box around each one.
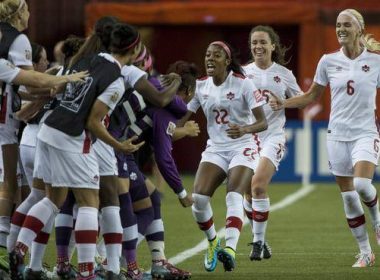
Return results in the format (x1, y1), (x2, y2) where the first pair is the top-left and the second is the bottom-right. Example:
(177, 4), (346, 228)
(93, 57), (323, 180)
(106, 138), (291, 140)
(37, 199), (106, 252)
(42, 176), (379, 279)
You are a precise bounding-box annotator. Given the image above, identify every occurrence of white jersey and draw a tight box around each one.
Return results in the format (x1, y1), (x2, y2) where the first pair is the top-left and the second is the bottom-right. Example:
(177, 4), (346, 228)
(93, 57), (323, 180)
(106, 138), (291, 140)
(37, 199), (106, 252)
(243, 62), (301, 140)
(121, 65), (147, 89)
(1, 34), (32, 128)
(188, 71), (265, 149)
(314, 48), (380, 141)
(0, 59), (20, 83)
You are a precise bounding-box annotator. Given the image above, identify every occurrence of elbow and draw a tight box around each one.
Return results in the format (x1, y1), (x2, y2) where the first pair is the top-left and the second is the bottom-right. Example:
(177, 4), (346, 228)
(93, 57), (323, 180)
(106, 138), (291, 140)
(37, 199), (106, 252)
(260, 120), (268, 132)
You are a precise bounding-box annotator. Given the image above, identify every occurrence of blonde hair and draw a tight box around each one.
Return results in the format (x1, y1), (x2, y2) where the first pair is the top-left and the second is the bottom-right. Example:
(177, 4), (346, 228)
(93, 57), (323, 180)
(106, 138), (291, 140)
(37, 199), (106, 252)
(341, 9), (380, 52)
(0, 0), (25, 25)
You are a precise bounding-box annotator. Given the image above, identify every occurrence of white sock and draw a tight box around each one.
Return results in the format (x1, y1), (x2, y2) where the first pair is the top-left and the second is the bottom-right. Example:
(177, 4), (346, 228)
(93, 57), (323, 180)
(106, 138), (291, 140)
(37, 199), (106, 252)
(192, 193), (216, 241)
(354, 177), (380, 226)
(225, 192), (244, 251)
(252, 198), (270, 243)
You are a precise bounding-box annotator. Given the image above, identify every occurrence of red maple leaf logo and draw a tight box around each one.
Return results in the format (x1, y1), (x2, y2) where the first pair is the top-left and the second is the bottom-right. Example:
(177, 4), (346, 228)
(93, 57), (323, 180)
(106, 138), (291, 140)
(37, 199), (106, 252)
(226, 92), (235, 100)
(362, 65), (370, 72)
(274, 76), (281, 83)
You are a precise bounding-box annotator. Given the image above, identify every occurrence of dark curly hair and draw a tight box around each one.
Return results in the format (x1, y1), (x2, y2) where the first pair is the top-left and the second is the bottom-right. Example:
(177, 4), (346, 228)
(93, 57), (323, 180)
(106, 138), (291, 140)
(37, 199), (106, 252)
(166, 60), (199, 93)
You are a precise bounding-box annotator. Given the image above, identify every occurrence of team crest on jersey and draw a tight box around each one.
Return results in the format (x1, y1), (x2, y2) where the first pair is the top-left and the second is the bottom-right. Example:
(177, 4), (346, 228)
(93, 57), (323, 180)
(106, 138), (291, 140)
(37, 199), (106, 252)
(335, 66), (343, 72)
(130, 172), (137, 181)
(166, 121), (176, 136)
(226, 92), (235, 100)
(25, 49), (32, 61)
(273, 76), (281, 83)
(362, 65), (370, 72)
(110, 92), (119, 103)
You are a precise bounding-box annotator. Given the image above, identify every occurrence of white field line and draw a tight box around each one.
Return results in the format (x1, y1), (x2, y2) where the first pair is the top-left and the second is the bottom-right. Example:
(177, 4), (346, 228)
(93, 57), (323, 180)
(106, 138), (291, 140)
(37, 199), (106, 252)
(167, 184), (315, 266)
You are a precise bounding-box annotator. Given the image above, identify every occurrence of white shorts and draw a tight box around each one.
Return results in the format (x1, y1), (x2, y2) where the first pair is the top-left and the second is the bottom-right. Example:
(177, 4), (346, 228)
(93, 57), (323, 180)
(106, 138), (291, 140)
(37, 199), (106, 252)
(0, 126), (18, 145)
(259, 135), (286, 170)
(33, 139), (100, 189)
(326, 136), (380, 177)
(200, 142), (259, 174)
(93, 140), (118, 176)
(0, 153), (27, 187)
(20, 144), (36, 188)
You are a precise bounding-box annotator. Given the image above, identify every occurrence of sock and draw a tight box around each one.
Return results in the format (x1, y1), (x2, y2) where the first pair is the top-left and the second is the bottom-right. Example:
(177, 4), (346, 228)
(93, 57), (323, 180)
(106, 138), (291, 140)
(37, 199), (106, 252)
(353, 177), (380, 226)
(243, 198), (253, 229)
(136, 207), (154, 237)
(119, 193), (138, 266)
(69, 204), (78, 260)
(341, 191), (371, 254)
(75, 207), (98, 277)
(0, 216), (10, 248)
(192, 193), (216, 241)
(146, 190), (165, 261)
(16, 197), (58, 256)
(55, 191), (75, 263)
(29, 213), (55, 271)
(225, 192), (244, 251)
(7, 188), (45, 252)
(100, 206), (122, 274)
(252, 198), (270, 243)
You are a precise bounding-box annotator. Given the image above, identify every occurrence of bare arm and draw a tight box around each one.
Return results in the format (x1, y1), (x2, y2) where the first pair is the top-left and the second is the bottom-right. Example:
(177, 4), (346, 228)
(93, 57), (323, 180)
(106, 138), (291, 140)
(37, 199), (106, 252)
(172, 120), (200, 141)
(12, 69), (88, 89)
(15, 99), (47, 122)
(86, 100), (144, 153)
(226, 106), (268, 139)
(270, 82), (326, 110)
(134, 74), (181, 107)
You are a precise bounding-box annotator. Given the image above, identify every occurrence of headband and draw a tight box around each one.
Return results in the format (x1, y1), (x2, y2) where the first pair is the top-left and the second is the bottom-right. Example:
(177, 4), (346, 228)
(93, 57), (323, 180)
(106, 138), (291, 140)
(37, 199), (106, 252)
(5, 0), (25, 20)
(338, 10), (364, 31)
(119, 32), (140, 52)
(134, 46), (147, 64)
(143, 54), (153, 72)
(210, 41), (231, 59)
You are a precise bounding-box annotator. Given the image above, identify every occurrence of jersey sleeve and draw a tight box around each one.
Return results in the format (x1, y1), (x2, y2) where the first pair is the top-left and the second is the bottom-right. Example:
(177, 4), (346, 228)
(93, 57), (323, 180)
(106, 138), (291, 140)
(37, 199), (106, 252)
(284, 69), (302, 97)
(313, 55), (329, 86)
(187, 83), (201, 113)
(244, 78), (266, 109)
(121, 65), (147, 89)
(8, 35), (33, 67)
(152, 111), (185, 194)
(0, 59), (20, 83)
(97, 77), (125, 111)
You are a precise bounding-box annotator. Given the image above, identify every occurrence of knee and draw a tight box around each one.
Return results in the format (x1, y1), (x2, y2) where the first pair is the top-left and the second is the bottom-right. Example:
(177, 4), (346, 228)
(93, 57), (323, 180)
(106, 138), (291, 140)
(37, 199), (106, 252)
(192, 193), (210, 210)
(353, 177), (372, 195)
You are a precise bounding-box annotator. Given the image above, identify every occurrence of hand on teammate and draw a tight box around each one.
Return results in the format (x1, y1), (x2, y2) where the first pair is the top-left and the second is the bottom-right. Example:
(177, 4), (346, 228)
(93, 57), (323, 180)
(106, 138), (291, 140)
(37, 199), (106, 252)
(226, 123), (246, 139)
(268, 91), (284, 111)
(184, 121), (200, 137)
(119, 136), (145, 154)
(65, 70), (89, 83)
(159, 72), (182, 87)
(179, 193), (193, 207)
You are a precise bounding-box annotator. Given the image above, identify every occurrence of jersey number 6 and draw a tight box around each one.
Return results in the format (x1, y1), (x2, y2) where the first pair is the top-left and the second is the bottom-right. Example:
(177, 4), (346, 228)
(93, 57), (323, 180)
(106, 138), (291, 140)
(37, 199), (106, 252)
(346, 80), (355, 96)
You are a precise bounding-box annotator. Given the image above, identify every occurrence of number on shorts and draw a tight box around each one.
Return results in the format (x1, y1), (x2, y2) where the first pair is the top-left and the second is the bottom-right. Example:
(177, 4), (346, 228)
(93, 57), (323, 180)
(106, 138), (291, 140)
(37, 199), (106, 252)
(213, 109), (229, 124)
(374, 139), (380, 153)
(346, 80), (355, 95)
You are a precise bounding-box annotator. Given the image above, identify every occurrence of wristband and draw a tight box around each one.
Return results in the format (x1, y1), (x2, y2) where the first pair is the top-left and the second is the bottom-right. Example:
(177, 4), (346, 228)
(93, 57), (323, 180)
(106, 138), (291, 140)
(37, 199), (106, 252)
(177, 189), (187, 199)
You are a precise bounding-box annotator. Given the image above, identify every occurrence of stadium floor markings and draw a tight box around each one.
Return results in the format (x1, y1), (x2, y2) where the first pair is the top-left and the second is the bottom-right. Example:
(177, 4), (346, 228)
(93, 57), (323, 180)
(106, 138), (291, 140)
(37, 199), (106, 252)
(167, 184), (315, 266)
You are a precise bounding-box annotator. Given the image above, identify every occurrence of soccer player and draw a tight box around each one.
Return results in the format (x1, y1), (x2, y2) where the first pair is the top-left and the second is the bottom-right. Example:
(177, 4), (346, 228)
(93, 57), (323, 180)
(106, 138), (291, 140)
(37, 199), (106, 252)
(270, 9), (380, 267)
(184, 41), (267, 272)
(8, 23), (143, 280)
(242, 25), (302, 261)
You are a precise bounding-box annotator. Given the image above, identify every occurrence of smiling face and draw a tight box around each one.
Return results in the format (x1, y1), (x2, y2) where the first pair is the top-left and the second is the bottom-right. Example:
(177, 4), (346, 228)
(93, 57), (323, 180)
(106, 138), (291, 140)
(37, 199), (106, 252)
(250, 31), (275, 66)
(336, 13), (362, 47)
(204, 44), (230, 78)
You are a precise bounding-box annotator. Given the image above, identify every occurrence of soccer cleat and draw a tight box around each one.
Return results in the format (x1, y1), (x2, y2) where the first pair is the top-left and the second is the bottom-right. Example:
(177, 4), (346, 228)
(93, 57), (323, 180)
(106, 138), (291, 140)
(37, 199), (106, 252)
(105, 271), (127, 280)
(352, 252), (375, 268)
(374, 223), (380, 246)
(217, 247), (236, 272)
(249, 241), (263, 261)
(54, 262), (78, 279)
(204, 237), (221, 272)
(263, 241), (272, 259)
(24, 268), (51, 280)
(151, 259), (191, 279)
(76, 273), (104, 280)
(94, 263), (107, 279)
(8, 250), (25, 280)
(121, 269), (143, 280)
